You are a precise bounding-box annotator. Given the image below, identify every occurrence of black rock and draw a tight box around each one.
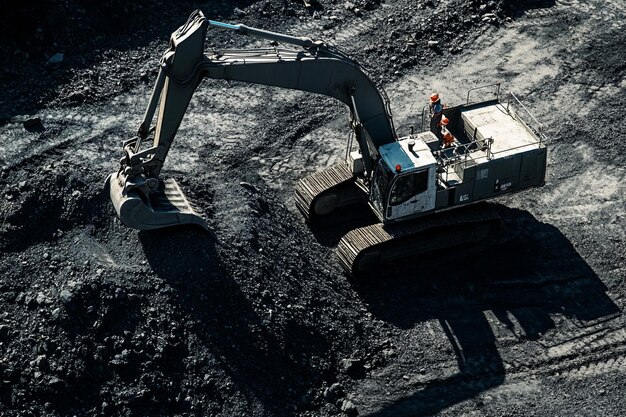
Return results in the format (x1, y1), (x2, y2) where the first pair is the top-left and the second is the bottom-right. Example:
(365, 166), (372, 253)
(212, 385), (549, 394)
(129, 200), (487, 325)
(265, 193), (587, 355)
(239, 181), (259, 193)
(0, 324), (10, 340)
(340, 399), (358, 416)
(68, 91), (85, 103)
(35, 355), (49, 370)
(50, 307), (62, 321)
(59, 289), (74, 305)
(323, 382), (345, 402)
(25, 295), (37, 309)
(341, 358), (366, 379)
(23, 117), (44, 132)
(48, 53), (64, 64)
(35, 292), (49, 305)
(115, 287), (126, 300)
(48, 376), (64, 388)
(364, 1), (377, 11)
(101, 401), (113, 413)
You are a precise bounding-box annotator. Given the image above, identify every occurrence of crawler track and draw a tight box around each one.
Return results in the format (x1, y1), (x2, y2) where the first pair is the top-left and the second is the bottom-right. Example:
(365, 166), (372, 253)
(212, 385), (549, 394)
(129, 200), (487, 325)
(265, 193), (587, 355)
(294, 162), (362, 221)
(337, 203), (502, 276)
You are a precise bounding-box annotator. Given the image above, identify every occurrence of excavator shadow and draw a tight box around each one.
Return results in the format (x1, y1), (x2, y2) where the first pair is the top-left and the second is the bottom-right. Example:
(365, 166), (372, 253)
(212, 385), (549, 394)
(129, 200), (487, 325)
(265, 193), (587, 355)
(355, 207), (621, 417)
(138, 226), (335, 415)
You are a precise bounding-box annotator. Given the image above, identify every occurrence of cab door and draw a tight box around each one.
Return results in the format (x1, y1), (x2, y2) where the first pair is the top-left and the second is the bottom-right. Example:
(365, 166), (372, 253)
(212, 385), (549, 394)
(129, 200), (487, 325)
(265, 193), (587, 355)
(385, 167), (436, 221)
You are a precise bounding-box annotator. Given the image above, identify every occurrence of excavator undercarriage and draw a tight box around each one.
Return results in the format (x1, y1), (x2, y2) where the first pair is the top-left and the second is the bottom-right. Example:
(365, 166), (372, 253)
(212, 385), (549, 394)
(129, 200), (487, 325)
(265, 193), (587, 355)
(108, 10), (548, 279)
(295, 164), (503, 277)
(294, 162), (360, 220)
(336, 203), (503, 277)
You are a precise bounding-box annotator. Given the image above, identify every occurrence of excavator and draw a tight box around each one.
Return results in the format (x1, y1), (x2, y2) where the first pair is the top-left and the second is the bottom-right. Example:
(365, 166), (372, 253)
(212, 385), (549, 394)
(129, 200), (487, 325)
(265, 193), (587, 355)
(107, 10), (548, 276)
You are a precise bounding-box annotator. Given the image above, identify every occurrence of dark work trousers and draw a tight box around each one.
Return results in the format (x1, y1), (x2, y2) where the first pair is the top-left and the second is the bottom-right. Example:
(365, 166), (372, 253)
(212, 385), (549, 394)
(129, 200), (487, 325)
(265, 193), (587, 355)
(430, 113), (443, 140)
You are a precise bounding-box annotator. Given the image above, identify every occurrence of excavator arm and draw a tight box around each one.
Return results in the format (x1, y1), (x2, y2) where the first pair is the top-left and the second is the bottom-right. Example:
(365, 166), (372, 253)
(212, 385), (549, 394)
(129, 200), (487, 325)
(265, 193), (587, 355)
(108, 10), (397, 230)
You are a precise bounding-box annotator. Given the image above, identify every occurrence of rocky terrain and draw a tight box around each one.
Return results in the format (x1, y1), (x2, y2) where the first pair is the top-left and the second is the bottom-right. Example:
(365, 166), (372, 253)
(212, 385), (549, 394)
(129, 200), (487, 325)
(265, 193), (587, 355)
(0, 0), (625, 416)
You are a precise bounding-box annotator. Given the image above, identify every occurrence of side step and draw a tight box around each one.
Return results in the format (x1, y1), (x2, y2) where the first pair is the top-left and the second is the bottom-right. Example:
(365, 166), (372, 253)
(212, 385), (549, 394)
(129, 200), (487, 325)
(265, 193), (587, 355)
(336, 203), (502, 277)
(108, 172), (208, 231)
(294, 162), (361, 221)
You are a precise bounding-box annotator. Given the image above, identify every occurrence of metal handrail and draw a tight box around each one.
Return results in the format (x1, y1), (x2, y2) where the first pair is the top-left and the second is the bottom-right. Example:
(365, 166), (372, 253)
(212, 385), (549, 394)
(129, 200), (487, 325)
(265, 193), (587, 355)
(345, 129), (355, 160)
(435, 134), (497, 184)
(506, 92), (547, 146)
(436, 139), (492, 184)
(489, 140), (543, 156)
(437, 137), (492, 163)
(439, 149), (471, 184)
(420, 103), (430, 133)
(466, 83), (501, 105)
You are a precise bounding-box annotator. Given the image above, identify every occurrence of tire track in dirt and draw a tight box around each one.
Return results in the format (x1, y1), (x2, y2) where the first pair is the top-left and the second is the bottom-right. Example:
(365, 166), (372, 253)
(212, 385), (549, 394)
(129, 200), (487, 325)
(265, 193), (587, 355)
(352, 298), (625, 416)
(0, 109), (122, 172)
(0, 4), (387, 169)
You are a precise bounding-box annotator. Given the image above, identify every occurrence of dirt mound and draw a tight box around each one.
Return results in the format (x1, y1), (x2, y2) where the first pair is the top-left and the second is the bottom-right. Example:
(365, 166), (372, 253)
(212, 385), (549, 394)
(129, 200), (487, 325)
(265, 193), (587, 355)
(1, 0), (625, 416)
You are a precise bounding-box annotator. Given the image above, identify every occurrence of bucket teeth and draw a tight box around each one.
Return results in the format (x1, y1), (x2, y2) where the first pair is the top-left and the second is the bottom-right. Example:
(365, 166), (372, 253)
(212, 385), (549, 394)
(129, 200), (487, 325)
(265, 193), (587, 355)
(108, 172), (208, 231)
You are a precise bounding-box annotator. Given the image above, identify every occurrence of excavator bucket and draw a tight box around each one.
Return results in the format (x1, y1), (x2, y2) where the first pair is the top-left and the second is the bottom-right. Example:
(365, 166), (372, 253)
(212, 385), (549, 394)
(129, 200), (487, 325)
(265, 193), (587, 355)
(107, 172), (208, 231)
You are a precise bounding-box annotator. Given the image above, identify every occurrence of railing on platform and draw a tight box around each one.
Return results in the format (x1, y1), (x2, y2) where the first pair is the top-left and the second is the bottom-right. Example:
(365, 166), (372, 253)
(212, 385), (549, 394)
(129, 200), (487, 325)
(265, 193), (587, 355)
(435, 136), (493, 184)
(466, 82), (501, 105)
(506, 92), (548, 147)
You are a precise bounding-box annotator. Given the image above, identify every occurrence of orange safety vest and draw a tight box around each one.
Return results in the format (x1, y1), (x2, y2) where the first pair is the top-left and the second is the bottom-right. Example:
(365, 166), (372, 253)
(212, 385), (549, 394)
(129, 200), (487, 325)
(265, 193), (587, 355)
(442, 128), (455, 147)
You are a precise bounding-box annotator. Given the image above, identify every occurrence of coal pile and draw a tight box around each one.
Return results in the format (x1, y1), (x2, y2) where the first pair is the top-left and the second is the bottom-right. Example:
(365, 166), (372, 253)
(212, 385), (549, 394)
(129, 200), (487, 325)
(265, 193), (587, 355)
(1, 0), (625, 416)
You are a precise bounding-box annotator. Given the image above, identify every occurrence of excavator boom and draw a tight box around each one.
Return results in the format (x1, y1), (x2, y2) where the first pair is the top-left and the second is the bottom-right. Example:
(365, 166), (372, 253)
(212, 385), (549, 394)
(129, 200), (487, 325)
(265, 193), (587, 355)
(108, 10), (396, 230)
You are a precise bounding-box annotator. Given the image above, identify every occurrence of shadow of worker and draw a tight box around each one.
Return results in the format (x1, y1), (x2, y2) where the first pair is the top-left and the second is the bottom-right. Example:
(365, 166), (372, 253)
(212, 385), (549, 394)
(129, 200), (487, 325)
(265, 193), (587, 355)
(441, 311), (504, 383)
(367, 309), (505, 417)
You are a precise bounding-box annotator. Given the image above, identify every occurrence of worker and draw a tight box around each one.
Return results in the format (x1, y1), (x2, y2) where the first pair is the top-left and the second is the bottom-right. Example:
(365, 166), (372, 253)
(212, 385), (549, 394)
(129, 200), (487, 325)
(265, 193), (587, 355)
(429, 93), (444, 138)
(441, 125), (455, 148)
(436, 114), (450, 146)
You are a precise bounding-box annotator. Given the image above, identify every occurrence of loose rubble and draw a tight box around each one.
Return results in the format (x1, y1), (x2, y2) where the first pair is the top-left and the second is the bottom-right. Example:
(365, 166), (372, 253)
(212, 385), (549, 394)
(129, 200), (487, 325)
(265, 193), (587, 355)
(1, 0), (625, 416)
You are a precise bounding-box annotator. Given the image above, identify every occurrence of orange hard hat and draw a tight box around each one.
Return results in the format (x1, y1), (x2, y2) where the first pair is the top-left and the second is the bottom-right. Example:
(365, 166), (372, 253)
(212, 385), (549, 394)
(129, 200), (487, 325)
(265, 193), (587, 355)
(430, 93), (439, 102)
(441, 115), (449, 125)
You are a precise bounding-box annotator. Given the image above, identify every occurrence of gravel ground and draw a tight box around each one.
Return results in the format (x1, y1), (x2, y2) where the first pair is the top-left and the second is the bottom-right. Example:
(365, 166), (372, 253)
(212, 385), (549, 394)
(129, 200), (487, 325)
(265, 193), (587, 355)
(1, 0), (625, 416)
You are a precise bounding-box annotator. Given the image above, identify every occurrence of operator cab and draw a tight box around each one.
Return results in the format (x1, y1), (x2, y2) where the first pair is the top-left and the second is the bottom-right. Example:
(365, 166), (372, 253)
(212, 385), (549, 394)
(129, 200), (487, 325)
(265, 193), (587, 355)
(369, 134), (438, 223)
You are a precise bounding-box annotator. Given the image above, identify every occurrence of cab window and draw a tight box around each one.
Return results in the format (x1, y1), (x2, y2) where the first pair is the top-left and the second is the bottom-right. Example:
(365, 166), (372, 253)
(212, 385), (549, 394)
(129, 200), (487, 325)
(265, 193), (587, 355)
(414, 170), (428, 194)
(389, 170), (429, 206)
(370, 161), (394, 213)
